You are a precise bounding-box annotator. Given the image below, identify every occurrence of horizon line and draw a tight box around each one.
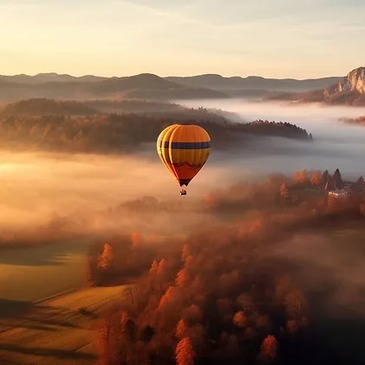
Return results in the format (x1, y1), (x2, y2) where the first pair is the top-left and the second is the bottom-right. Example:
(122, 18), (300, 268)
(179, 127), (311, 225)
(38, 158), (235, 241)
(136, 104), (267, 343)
(0, 70), (352, 81)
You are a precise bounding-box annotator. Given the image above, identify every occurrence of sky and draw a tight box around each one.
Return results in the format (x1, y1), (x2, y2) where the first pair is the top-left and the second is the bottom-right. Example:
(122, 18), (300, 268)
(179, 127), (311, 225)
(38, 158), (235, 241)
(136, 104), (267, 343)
(0, 0), (364, 78)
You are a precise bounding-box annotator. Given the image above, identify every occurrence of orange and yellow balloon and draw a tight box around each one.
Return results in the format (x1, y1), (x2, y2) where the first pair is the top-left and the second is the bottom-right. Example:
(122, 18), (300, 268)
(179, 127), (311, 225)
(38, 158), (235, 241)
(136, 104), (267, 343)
(157, 124), (211, 189)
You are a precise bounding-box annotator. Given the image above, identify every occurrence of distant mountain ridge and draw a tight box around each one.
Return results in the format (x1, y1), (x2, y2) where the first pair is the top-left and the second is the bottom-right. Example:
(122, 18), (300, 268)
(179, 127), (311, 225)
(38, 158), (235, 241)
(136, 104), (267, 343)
(166, 74), (341, 93)
(0, 73), (228, 101)
(0, 72), (107, 84)
(0, 70), (353, 102)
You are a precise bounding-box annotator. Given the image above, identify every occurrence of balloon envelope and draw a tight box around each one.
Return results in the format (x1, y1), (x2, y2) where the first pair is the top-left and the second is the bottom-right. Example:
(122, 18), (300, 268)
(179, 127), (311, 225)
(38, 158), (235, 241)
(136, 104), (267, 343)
(156, 124), (211, 186)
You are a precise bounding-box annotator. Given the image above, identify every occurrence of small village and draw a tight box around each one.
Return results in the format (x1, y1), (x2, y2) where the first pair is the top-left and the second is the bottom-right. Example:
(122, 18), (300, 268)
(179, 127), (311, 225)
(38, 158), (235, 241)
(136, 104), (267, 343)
(324, 168), (365, 198)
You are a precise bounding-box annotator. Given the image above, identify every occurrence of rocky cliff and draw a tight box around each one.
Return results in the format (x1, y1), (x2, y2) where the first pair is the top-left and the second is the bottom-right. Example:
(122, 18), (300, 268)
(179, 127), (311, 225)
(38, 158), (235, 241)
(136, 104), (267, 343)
(324, 67), (365, 97)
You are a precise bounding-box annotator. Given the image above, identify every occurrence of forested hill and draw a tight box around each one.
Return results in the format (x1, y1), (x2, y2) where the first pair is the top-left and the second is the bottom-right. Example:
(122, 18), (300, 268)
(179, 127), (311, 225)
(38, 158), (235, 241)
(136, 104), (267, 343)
(340, 116), (365, 125)
(0, 99), (312, 153)
(0, 98), (98, 116)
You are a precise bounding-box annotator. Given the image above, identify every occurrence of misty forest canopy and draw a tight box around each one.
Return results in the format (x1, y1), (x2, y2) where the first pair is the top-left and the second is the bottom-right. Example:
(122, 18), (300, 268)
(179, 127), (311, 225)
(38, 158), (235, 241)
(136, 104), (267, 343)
(0, 98), (312, 153)
(88, 168), (365, 365)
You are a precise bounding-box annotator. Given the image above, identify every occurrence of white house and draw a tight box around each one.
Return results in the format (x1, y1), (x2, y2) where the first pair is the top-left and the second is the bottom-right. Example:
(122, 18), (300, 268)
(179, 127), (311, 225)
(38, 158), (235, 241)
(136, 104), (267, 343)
(327, 189), (348, 199)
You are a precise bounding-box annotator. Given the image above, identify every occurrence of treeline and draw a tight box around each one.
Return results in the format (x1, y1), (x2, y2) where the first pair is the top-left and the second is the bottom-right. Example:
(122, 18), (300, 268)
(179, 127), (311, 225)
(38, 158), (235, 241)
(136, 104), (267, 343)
(83, 99), (185, 115)
(237, 120), (311, 140)
(87, 234), (157, 287)
(92, 170), (365, 365)
(207, 168), (365, 219)
(92, 222), (310, 364)
(0, 111), (312, 153)
(0, 98), (98, 117)
(0, 98), (185, 117)
(340, 116), (365, 125)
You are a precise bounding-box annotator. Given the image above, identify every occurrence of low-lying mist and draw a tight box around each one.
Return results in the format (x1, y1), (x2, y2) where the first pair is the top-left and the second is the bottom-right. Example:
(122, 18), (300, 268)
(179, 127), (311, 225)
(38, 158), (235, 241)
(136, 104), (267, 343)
(1, 98), (365, 363)
(2, 98), (365, 249)
(94, 171), (365, 365)
(0, 148), (238, 250)
(179, 99), (365, 180)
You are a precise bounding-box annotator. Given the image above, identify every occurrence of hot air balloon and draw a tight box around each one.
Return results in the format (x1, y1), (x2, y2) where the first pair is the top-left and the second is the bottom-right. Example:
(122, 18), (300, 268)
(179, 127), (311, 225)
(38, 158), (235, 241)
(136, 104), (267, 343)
(156, 124), (211, 195)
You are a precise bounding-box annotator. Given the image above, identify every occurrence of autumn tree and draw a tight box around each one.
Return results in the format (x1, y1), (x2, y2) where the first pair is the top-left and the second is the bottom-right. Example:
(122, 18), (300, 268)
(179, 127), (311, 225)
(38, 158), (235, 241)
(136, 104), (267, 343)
(258, 335), (278, 363)
(176, 319), (187, 340)
(279, 183), (289, 200)
(175, 337), (195, 365)
(176, 269), (187, 287)
(158, 286), (181, 311)
(332, 168), (344, 190)
(157, 258), (168, 276)
(293, 170), (308, 185)
(97, 243), (114, 270)
(236, 293), (254, 314)
(284, 289), (307, 319)
(181, 244), (191, 262)
(149, 260), (159, 275)
(233, 311), (247, 328)
(310, 171), (322, 186)
(322, 170), (329, 187)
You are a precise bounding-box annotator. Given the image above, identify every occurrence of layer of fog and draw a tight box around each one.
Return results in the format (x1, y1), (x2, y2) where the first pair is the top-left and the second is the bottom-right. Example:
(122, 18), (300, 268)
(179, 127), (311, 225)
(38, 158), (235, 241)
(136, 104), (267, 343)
(267, 232), (365, 319)
(2, 99), (364, 239)
(178, 99), (365, 180)
(0, 150), (225, 301)
(0, 146), (256, 257)
(1, 99), (365, 251)
(2, 98), (365, 306)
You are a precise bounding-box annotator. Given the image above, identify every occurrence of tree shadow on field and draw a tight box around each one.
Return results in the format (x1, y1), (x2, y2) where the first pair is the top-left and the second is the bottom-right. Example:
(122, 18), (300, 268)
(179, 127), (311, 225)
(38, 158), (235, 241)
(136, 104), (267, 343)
(0, 343), (96, 360)
(0, 298), (33, 318)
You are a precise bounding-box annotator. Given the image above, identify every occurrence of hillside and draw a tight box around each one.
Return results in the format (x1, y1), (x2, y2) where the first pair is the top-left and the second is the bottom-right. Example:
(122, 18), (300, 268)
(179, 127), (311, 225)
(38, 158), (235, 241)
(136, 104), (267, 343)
(0, 71), (342, 102)
(166, 74), (341, 95)
(1, 69), (360, 105)
(322, 67), (365, 105)
(326, 67), (365, 94)
(0, 72), (106, 84)
(299, 67), (365, 106)
(83, 99), (185, 114)
(0, 98), (98, 117)
(0, 99), (312, 153)
(340, 116), (365, 125)
(0, 73), (228, 101)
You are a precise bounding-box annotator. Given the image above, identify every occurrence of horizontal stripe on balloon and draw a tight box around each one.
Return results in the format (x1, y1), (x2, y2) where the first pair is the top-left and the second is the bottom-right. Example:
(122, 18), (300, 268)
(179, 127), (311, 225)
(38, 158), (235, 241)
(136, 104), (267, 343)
(168, 162), (205, 169)
(163, 141), (211, 149)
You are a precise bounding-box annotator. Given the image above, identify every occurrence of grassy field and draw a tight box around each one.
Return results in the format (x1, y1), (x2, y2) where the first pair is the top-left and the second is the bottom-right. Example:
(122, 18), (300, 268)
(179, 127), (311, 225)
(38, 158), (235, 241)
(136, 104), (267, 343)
(0, 240), (91, 302)
(0, 285), (128, 365)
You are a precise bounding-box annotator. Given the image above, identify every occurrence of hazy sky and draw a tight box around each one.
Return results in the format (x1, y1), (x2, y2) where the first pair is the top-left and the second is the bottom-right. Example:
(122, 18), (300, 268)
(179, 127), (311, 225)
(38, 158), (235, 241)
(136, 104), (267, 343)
(1, 0), (364, 78)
